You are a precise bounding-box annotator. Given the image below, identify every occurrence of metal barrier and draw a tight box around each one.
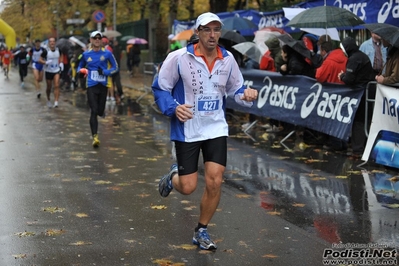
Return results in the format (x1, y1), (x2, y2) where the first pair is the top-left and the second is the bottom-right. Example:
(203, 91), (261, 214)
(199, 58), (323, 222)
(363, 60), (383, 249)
(364, 81), (377, 137)
(139, 62), (162, 113)
(136, 62), (157, 102)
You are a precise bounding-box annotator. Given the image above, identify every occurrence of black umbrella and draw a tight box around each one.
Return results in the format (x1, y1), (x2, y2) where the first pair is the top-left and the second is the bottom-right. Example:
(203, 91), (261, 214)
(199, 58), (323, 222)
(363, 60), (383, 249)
(372, 25), (399, 48)
(56, 38), (73, 54)
(363, 23), (398, 33)
(220, 29), (246, 44)
(286, 6), (364, 28)
(277, 34), (312, 59)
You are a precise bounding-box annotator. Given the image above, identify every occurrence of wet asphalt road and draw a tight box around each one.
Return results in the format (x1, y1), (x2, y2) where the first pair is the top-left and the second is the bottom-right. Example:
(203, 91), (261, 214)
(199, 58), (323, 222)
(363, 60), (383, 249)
(0, 67), (398, 266)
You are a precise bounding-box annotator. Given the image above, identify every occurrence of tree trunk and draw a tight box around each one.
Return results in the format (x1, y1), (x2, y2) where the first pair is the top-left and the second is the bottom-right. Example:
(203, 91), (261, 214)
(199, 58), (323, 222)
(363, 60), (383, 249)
(187, 0), (195, 21)
(169, 0), (178, 32)
(209, 0), (228, 13)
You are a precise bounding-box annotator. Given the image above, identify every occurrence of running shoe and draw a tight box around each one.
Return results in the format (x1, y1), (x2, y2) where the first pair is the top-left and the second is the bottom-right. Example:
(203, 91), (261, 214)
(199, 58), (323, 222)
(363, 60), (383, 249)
(21, 82), (24, 87)
(53, 101), (58, 108)
(158, 164), (177, 197)
(193, 228), (217, 250)
(92, 134), (100, 148)
(37, 92), (41, 99)
(47, 101), (52, 108)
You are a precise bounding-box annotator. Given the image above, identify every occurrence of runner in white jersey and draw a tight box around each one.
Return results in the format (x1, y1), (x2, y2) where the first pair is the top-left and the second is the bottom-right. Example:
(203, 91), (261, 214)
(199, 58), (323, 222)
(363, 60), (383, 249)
(153, 12), (258, 251)
(44, 37), (63, 108)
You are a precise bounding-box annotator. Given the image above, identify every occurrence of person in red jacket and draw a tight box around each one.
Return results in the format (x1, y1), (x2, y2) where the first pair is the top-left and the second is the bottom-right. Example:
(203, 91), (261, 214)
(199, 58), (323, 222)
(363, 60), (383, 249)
(259, 50), (276, 72)
(315, 35), (347, 84)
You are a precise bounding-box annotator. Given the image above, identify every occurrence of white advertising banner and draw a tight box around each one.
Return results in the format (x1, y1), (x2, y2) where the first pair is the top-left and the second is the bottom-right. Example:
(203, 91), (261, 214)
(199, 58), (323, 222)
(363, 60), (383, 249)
(362, 84), (399, 169)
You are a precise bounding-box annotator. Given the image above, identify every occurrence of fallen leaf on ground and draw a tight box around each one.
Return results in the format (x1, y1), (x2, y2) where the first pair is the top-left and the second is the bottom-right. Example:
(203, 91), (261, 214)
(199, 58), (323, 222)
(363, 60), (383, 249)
(45, 229), (65, 236)
(389, 176), (399, 182)
(107, 186), (122, 191)
(15, 231), (35, 237)
(124, 239), (137, 244)
(151, 205), (167, 210)
(347, 170), (362, 175)
(152, 258), (173, 265)
(43, 207), (65, 213)
(267, 211), (281, 216)
(108, 168), (122, 174)
(12, 254), (27, 259)
(94, 180), (112, 185)
(75, 213), (89, 218)
(292, 203), (305, 207)
(305, 159), (327, 163)
(137, 193), (150, 198)
(371, 169), (386, 173)
(170, 244), (197, 250)
(69, 241), (92, 246)
(235, 194), (251, 199)
(310, 177), (327, 181)
(262, 254), (279, 258)
(383, 203), (399, 209)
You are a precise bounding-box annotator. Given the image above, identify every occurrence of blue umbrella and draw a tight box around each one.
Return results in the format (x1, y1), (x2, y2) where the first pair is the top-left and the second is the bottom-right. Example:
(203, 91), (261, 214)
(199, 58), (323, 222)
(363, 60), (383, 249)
(221, 17), (258, 34)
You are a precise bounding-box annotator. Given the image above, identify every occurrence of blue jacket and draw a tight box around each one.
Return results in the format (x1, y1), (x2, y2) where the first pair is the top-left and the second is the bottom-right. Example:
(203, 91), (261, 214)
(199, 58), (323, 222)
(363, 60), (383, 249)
(359, 38), (387, 74)
(77, 48), (118, 88)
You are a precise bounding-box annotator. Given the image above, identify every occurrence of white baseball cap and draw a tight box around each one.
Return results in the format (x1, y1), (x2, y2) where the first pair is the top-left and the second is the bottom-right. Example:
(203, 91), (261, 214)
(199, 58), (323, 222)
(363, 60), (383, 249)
(195, 12), (223, 29)
(90, 31), (103, 38)
(168, 34), (174, 40)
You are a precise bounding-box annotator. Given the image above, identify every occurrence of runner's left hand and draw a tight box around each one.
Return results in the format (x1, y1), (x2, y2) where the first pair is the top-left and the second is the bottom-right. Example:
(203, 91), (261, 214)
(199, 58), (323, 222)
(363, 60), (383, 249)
(98, 67), (104, 76)
(240, 88), (258, 102)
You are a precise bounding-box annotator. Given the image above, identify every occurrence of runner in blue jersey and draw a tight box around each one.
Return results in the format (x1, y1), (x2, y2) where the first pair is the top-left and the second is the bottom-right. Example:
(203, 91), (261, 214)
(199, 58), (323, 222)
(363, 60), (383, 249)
(29, 39), (48, 98)
(77, 31), (118, 147)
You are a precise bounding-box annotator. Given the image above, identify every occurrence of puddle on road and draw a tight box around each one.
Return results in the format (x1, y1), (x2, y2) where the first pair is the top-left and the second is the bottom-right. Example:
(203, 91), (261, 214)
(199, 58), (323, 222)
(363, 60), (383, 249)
(70, 90), (399, 247)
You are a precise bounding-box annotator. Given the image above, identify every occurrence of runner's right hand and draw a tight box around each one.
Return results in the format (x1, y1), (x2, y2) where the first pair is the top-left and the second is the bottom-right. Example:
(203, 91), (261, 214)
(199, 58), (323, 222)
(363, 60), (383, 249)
(79, 68), (88, 78)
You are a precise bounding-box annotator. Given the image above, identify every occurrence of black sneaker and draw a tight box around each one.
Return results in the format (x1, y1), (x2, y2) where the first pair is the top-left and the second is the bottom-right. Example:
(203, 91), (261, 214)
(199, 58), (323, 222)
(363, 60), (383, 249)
(158, 164), (177, 197)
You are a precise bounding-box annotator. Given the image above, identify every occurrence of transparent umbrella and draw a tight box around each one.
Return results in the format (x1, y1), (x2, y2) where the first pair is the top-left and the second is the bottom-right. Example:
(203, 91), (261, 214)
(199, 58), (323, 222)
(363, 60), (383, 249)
(101, 30), (122, 38)
(232, 42), (268, 63)
(121, 35), (136, 41)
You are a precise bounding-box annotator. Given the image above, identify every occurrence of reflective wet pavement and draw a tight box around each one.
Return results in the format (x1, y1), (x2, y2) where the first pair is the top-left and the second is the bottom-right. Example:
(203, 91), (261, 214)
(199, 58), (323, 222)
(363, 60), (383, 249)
(0, 67), (398, 265)
(77, 71), (399, 248)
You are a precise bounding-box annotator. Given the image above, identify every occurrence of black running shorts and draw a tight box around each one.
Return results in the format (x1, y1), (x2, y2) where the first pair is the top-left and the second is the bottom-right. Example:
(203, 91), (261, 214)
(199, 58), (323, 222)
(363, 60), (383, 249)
(174, 136), (227, 176)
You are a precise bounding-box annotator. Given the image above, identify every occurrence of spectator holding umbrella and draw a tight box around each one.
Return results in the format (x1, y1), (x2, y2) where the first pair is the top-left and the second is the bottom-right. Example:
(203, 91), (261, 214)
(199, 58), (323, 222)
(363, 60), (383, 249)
(360, 31), (387, 76)
(279, 43), (316, 78)
(375, 36), (399, 85)
(337, 36), (375, 155)
(315, 35), (347, 84)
